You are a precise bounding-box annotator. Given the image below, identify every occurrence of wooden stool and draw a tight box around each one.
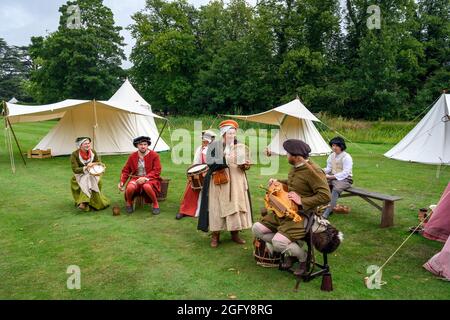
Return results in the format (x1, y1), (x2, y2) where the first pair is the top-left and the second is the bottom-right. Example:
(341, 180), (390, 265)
(133, 178), (170, 210)
(287, 213), (334, 292)
(134, 194), (146, 210)
(286, 244), (333, 292)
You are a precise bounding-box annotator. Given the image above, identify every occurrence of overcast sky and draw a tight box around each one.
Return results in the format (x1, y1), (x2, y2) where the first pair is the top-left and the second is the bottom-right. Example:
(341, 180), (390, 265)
(0, 0), (260, 69)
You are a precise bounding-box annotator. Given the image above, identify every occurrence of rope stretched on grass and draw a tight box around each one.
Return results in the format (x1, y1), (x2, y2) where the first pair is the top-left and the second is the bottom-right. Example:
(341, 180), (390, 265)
(373, 191), (450, 286)
(365, 219), (426, 288)
(5, 125), (16, 174)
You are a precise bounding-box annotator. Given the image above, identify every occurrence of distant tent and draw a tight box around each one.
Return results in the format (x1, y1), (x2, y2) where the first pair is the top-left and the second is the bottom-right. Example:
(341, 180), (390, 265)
(226, 98), (331, 156)
(4, 79), (170, 156)
(8, 97), (18, 103)
(423, 183), (450, 243)
(384, 94), (450, 165)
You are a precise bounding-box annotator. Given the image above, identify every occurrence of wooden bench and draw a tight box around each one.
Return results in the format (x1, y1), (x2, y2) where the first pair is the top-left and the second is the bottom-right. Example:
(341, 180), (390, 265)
(340, 187), (402, 228)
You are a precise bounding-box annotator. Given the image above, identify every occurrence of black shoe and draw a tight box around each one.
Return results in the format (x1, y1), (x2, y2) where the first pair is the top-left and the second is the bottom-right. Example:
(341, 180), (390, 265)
(152, 208), (160, 215)
(176, 213), (184, 220)
(126, 206), (134, 214)
(293, 262), (308, 277)
(280, 256), (297, 270)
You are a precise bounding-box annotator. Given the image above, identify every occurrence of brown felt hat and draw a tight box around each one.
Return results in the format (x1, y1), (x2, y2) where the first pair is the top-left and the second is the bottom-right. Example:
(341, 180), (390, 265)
(282, 139), (311, 157)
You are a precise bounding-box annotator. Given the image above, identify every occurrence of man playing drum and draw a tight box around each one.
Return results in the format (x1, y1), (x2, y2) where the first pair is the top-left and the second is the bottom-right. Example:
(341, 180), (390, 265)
(176, 130), (215, 220)
(252, 139), (331, 276)
(70, 137), (110, 211)
(118, 136), (162, 215)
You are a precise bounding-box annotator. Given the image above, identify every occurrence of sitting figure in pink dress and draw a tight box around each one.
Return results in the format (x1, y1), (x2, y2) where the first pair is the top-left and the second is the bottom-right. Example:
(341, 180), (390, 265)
(423, 182), (450, 280)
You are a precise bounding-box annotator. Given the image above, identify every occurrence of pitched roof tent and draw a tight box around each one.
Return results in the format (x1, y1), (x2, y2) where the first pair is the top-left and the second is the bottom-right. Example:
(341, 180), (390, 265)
(226, 98), (331, 156)
(384, 94), (450, 165)
(4, 79), (170, 156)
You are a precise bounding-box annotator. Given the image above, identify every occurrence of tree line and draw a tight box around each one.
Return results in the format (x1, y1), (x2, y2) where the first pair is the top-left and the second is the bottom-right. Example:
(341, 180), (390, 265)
(1, 0), (449, 120)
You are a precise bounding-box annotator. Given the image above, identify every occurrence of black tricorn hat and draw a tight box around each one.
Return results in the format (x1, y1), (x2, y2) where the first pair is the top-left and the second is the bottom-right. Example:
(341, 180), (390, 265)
(329, 136), (346, 151)
(133, 136), (151, 148)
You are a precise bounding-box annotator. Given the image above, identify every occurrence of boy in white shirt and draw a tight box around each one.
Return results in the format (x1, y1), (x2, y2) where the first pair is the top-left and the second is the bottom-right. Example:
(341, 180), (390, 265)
(323, 137), (353, 218)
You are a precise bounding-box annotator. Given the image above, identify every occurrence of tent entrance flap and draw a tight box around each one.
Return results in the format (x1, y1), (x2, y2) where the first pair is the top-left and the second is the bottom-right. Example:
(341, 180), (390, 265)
(384, 94), (450, 165)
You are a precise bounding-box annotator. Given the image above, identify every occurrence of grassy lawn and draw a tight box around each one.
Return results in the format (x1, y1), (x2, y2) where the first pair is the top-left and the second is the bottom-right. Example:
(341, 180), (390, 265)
(0, 117), (449, 300)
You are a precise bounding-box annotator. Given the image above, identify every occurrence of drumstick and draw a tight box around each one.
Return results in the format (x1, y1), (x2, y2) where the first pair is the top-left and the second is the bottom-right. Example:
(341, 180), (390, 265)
(119, 176), (131, 193)
(119, 173), (151, 192)
(119, 173), (138, 192)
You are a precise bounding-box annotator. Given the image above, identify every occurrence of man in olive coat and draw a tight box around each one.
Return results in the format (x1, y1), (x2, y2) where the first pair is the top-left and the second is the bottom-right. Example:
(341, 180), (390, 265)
(252, 139), (331, 275)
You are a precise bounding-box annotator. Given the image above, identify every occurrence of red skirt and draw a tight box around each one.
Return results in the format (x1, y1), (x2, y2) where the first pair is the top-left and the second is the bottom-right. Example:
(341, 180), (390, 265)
(179, 181), (201, 217)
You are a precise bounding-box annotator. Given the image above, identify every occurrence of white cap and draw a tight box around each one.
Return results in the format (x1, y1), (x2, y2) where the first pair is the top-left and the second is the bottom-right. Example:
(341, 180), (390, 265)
(202, 130), (216, 143)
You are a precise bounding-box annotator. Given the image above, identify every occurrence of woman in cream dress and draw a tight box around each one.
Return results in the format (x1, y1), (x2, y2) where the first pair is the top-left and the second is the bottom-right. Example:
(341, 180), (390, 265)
(197, 120), (253, 248)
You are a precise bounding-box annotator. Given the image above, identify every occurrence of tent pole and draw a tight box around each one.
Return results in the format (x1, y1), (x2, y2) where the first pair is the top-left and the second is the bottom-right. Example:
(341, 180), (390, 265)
(4, 116), (16, 173)
(93, 99), (98, 149)
(276, 117), (288, 140)
(166, 119), (173, 149)
(153, 119), (168, 151)
(6, 116), (27, 166)
(3, 101), (15, 173)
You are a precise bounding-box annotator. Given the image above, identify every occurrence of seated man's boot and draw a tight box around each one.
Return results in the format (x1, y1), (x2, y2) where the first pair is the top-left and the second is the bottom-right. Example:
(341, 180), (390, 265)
(210, 231), (220, 248)
(280, 256), (297, 270)
(126, 204), (134, 214)
(230, 231), (246, 244)
(293, 261), (308, 277)
(175, 213), (184, 220)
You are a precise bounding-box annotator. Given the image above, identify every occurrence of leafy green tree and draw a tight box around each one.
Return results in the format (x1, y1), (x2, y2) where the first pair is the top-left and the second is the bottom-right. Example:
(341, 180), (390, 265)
(192, 0), (276, 114)
(339, 0), (425, 119)
(415, 0), (450, 110)
(130, 0), (198, 114)
(271, 0), (343, 112)
(28, 0), (125, 103)
(0, 38), (32, 103)
(126, 0), (447, 120)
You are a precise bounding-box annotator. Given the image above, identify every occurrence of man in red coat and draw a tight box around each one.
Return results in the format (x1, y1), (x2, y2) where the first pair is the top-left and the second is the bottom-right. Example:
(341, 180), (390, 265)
(118, 136), (162, 214)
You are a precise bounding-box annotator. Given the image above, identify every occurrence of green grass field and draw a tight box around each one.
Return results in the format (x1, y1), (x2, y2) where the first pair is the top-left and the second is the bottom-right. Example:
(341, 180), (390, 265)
(0, 117), (449, 300)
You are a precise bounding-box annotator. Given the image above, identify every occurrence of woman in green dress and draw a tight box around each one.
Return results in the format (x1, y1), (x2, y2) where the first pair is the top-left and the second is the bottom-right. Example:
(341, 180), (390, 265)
(70, 137), (110, 211)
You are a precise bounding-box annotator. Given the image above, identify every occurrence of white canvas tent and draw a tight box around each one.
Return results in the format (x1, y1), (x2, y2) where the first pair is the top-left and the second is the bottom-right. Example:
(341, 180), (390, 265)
(3, 79), (170, 156)
(226, 98), (331, 155)
(384, 93), (450, 165)
(8, 97), (18, 103)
